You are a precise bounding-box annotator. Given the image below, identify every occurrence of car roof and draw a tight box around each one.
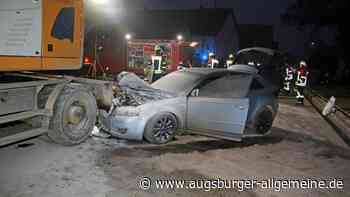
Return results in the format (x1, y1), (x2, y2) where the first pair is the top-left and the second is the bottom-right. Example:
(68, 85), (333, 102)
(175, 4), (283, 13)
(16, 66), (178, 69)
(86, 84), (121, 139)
(181, 65), (258, 76)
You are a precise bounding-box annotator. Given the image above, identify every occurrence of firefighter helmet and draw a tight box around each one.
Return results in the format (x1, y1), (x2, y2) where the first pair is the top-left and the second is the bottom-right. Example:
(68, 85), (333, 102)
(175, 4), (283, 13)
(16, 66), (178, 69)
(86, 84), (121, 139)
(300, 61), (307, 67)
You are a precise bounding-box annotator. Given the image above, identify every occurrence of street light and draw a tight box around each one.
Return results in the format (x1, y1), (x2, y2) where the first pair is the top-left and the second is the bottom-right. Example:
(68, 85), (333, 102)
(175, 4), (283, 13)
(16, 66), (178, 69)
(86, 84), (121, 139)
(177, 34), (183, 41)
(190, 42), (199, 47)
(125, 33), (132, 40)
(90, 0), (110, 5)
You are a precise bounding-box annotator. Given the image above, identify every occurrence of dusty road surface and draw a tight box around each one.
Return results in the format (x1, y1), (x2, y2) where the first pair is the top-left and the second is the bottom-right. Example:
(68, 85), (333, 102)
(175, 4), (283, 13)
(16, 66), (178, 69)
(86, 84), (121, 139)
(0, 99), (349, 197)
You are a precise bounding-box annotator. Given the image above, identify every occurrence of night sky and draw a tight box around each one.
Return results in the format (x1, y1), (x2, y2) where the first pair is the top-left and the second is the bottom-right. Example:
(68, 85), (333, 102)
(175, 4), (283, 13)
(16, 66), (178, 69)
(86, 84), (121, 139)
(90, 0), (321, 57)
(144, 0), (294, 25)
(141, 0), (310, 56)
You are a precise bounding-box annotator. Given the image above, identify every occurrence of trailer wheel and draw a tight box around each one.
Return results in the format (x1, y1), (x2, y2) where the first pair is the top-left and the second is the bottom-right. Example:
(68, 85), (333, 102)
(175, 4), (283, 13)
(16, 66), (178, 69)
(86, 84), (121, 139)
(48, 85), (97, 146)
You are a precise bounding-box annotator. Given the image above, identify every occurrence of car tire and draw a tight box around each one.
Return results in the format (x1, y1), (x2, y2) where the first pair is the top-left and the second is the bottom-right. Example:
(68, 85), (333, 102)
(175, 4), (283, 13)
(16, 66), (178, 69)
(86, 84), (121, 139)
(254, 108), (273, 135)
(48, 85), (97, 146)
(144, 113), (178, 144)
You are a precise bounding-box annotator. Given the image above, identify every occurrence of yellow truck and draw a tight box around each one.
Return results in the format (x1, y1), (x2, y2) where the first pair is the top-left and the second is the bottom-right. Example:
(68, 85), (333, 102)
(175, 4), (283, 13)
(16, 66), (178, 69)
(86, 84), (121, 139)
(0, 0), (114, 146)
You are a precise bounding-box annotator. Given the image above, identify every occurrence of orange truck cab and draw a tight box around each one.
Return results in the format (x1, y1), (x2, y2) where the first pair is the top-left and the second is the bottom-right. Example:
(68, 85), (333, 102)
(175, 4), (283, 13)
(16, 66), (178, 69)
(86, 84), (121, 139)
(0, 0), (84, 72)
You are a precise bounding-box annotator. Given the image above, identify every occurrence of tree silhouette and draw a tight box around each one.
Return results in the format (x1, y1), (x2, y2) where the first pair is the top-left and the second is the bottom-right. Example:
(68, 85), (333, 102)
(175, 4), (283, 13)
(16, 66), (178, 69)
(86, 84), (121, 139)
(281, 0), (349, 59)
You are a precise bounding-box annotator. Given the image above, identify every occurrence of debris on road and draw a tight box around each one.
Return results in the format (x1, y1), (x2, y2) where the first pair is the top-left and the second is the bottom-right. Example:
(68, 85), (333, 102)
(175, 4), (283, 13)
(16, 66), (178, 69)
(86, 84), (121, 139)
(91, 126), (111, 139)
(322, 96), (336, 116)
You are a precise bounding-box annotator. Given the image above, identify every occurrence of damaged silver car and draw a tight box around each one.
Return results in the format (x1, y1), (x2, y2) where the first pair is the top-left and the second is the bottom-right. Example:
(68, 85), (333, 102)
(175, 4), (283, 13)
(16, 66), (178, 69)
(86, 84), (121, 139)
(100, 65), (279, 144)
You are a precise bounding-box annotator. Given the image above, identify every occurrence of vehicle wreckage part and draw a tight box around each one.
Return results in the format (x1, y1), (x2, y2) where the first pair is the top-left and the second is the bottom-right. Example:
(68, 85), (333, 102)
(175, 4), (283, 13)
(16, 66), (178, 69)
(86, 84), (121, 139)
(64, 76), (115, 109)
(254, 108), (273, 135)
(98, 110), (146, 140)
(114, 106), (141, 117)
(116, 72), (175, 106)
(48, 85), (97, 145)
(144, 112), (178, 144)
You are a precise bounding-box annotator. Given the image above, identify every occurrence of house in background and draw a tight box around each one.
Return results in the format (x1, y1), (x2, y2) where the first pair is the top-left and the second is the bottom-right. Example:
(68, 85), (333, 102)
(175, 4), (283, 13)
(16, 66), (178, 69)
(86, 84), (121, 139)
(237, 24), (276, 49)
(84, 8), (240, 74)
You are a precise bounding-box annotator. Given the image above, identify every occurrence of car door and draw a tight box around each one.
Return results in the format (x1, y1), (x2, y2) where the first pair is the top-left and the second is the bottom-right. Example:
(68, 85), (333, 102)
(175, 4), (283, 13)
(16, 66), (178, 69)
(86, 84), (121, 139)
(186, 73), (252, 141)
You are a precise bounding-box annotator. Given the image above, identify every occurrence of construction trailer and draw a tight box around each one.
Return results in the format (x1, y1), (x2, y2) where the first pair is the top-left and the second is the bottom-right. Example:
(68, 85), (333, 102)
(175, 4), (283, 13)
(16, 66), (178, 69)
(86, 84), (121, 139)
(0, 0), (114, 146)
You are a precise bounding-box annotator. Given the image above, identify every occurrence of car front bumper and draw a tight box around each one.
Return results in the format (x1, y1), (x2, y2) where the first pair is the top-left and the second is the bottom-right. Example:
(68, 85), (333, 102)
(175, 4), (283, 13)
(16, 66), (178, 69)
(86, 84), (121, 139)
(99, 111), (147, 141)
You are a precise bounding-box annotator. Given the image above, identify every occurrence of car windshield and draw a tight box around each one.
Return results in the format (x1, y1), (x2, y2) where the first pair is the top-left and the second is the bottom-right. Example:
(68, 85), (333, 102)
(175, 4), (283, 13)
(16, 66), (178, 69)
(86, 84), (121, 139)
(151, 71), (201, 94)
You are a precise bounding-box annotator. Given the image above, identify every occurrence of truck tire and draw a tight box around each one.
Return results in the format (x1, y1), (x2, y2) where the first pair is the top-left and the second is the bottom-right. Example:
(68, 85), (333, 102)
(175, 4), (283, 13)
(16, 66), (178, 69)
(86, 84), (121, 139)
(144, 112), (178, 144)
(48, 85), (97, 146)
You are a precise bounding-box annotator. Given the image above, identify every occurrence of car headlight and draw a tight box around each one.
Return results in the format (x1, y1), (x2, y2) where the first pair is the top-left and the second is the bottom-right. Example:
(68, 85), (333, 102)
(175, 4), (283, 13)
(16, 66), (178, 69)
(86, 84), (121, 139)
(115, 107), (140, 117)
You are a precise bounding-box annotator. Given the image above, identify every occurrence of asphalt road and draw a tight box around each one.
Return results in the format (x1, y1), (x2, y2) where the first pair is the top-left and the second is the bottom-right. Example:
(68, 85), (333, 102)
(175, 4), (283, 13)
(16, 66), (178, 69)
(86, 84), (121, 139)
(0, 99), (349, 197)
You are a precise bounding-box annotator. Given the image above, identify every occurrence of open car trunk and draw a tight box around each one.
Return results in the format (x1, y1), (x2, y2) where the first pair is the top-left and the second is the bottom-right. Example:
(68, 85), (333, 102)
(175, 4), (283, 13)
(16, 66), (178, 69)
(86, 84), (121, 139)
(234, 48), (284, 88)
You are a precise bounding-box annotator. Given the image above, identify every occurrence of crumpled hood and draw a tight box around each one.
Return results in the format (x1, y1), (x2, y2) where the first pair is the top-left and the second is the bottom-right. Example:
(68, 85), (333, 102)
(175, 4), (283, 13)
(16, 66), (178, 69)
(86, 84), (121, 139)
(115, 72), (176, 106)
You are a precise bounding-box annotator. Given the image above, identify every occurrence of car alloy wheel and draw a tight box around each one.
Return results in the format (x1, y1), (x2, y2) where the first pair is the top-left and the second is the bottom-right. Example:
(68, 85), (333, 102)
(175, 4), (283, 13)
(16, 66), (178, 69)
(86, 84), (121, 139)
(152, 115), (177, 143)
(144, 113), (178, 144)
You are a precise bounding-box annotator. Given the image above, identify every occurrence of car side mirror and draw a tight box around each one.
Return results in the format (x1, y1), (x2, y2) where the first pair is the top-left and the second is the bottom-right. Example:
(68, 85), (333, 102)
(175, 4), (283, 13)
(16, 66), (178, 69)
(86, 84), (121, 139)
(190, 89), (199, 97)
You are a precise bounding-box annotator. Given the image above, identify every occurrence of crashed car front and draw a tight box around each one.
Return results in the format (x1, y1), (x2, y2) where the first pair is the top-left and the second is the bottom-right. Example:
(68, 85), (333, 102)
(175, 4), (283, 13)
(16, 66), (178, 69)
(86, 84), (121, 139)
(99, 72), (185, 141)
(100, 97), (187, 140)
(99, 106), (147, 140)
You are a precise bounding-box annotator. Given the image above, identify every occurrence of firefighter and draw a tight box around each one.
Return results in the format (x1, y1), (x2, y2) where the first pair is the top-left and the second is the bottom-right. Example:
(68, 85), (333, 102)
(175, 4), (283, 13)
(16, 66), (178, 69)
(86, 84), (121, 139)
(295, 61), (309, 105)
(154, 44), (162, 56)
(207, 53), (214, 68)
(283, 63), (294, 95)
(207, 53), (219, 69)
(178, 61), (186, 70)
(144, 60), (153, 82)
(226, 54), (235, 68)
(187, 60), (193, 69)
(178, 61), (192, 71)
(151, 44), (165, 82)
